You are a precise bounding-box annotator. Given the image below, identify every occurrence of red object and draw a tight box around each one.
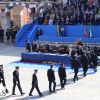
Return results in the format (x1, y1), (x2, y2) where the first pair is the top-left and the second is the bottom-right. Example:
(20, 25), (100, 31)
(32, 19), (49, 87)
(90, 0), (93, 5)
(84, 21), (87, 37)
(44, 19), (48, 25)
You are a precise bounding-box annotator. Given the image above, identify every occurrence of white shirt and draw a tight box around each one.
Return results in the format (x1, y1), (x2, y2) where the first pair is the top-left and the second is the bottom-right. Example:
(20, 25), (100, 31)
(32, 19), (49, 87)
(49, 19), (53, 25)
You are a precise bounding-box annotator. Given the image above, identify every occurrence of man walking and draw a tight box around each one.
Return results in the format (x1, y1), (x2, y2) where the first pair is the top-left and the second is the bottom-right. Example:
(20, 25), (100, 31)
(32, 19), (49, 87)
(29, 69), (43, 97)
(72, 56), (80, 83)
(0, 64), (9, 93)
(12, 66), (25, 95)
(47, 65), (56, 94)
(91, 50), (98, 73)
(58, 63), (67, 89)
(81, 51), (89, 77)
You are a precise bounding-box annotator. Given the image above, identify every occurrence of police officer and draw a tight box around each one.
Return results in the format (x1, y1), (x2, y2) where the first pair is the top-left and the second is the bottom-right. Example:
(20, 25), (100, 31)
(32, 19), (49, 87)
(72, 56), (80, 83)
(58, 63), (67, 89)
(12, 66), (25, 95)
(47, 65), (56, 94)
(81, 51), (89, 77)
(29, 69), (43, 97)
(91, 50), (98, 73)
(0, 64), (9, 93)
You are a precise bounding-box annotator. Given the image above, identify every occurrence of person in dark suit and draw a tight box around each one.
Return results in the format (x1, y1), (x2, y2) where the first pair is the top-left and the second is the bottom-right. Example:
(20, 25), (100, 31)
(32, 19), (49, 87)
(29, 70), (43, 97)
(58, 63), (67, 89)
(77, 46), (83, 55)
(91, 50), (98, 73)
(12, 66), (25, 95)
(81, 51), (89, 77)
(94, 16), (99, 25)
(45, 42), (50, 53)
(6, 29), (10, 44)
(0, 64), (9, 93)
(32, 41), (37, 52)
(26, 40), (31, 52)
(76, 12), (81, 24)
(72, 56), (80, 83)
(37, 28), (42, 40)
(47, 65), (56, 94)
(0, 27), (4, 43)
(78, 39), (83, 46)
(62, 42), (67, 54)
(38, 17), (43, 25)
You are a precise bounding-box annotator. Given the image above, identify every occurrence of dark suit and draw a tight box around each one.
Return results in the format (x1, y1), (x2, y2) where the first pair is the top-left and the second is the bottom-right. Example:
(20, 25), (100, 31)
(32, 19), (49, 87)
(12, 70), (23, 94)
(81, 55), (89, 76)
(26, 42), (31, 52)
(58, 66), (67, 88)
(0, 69), (6, 86)
(29, 73), (42, 95)
(53, 45), (58, 53)
(78, 41), (83, 46)
(32, 43), (37, 52)
(45, 44), (50, 52)
(77, 47), (83, 55)
(91, 53), (98, 70)
(62, 45), (67, 54)
(37, 30), (42, 40)
(72, 59), (80, 82)
(0, 29), (4, 43)
(47, 69), (56, 93)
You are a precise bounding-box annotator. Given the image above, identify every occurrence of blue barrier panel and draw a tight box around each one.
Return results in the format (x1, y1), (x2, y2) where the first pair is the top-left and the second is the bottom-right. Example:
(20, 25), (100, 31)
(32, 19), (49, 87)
(28, 25), (38, 44)
(15, 23), (31, 43)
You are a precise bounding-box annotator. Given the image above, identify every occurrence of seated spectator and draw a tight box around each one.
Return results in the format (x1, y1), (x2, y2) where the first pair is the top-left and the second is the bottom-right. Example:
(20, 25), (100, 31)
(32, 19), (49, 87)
(39, 43), (43, 52)
(44, 18), (48, 25)
(62, 42), (67, 54)
(53, 42), (58, 53)
(49, 18), (53, 25)
(26, 40), (31, 52)
(37, 28), (42, 40)
(45, 42), (50, 52)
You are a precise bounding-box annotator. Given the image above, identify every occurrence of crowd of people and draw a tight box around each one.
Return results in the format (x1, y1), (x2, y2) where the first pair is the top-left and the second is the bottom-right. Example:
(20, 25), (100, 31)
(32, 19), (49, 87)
(38, 0), (100, 25)
(0, 26), (19, 45)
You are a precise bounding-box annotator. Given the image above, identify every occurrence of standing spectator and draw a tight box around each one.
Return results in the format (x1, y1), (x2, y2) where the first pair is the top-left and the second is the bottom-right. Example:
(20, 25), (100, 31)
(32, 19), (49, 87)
(6, 29), (10, 44)
(37, 28), (42, 40)
(26, 40), (31, 52)
(58, 63), (67, 89)
(0, 26), (4, 43)
(47, 65), (56, 94)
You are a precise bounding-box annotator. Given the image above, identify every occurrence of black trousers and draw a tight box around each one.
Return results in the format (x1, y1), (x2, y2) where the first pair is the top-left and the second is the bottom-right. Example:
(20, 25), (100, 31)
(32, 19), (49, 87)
(73, 70), (78, 81)
(49, 81), (56, 93)
(1, 35), (4, 43)
(83, 65), (88, 75)
(1, 80), (6, 87)
(60, 78), (66, 88)
(29, 84), (41, 95)
(12, 83), (22, 94)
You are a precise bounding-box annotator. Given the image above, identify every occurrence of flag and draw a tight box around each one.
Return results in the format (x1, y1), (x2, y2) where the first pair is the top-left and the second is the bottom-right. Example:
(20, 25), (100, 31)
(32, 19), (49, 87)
(84, 21), (87, 37)
(56, 22), (60, 36)
(89, 21), (92, 38)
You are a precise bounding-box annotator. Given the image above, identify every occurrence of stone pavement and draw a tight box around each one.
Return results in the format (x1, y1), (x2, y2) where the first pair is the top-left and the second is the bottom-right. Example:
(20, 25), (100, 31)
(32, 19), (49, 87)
(0, 43), (100, 100)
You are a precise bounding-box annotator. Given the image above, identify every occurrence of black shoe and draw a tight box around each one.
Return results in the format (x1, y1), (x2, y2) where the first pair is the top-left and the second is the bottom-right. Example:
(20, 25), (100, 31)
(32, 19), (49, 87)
(12, 93), (16, 95)
(39, 93), (43, 97)
(21, 92), (25, 95)
(6, 89), (9, 93)
(29, 94), (33, 96)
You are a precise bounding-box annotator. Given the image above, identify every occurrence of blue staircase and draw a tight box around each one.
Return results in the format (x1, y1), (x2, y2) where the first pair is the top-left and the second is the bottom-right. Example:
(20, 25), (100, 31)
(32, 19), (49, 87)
(14, 20), (38, 47)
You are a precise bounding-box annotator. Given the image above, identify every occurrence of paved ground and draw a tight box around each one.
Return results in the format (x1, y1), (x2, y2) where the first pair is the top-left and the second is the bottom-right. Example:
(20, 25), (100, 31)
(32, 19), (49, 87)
(0, 43), (100, 100)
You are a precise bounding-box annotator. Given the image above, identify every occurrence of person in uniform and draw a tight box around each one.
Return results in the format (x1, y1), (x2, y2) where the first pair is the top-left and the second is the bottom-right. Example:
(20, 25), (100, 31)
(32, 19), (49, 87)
(81, 51), (89, 77)
(0, 64), (9, 93)
(58, 63), (67, 89)
(29, 69), (43, 97)
(91, 50), (98, 73)
(72, 56), (80, 83)
(0, 27), (4, 43)
(26, 40), (31, 52)
(6, 29), (10, 44)
(47, 65), (56, 94)
(12, 66), (25, 95)
(32, 41), (37, 52)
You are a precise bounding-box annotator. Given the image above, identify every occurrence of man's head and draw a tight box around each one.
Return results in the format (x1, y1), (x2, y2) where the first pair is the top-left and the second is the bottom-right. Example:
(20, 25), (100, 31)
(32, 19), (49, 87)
(0, 64), (3, 69)
(15, 66), (19, 71)
(50, 65), (53, 69)
(34, 69), (38, 74)
(61, 63), (64, 67)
